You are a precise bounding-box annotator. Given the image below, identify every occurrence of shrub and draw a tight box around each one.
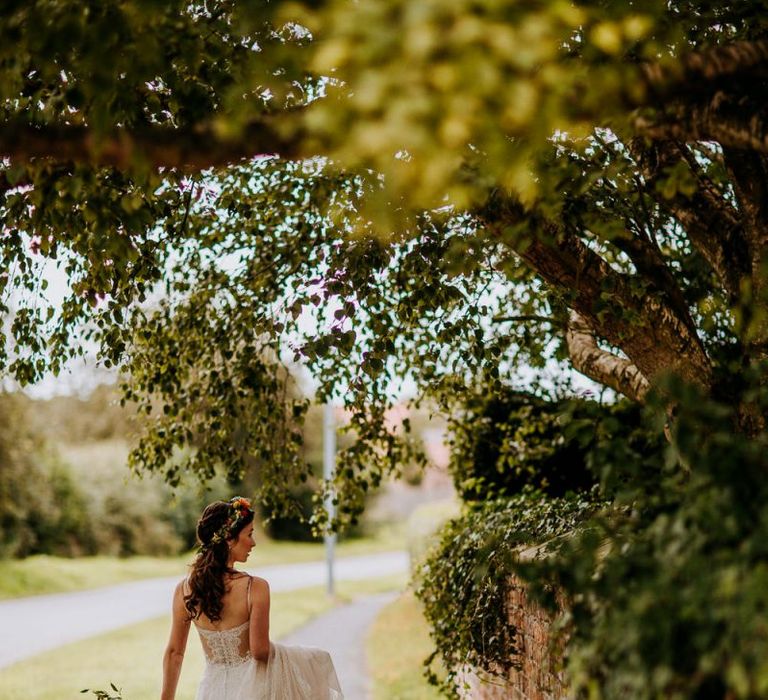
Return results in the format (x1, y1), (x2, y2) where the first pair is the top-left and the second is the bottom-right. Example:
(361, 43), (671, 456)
(448, 389), (665, 501)
(263, 482), (319, 542)
(421, 378), (768, 698)
(0, 394), (98, 557)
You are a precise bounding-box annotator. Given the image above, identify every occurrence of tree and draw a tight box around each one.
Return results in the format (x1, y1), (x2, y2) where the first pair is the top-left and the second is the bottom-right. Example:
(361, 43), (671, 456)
(1, 1), (764, 424)
(3, 2), (768, 695)
(0, 0), (761, 501)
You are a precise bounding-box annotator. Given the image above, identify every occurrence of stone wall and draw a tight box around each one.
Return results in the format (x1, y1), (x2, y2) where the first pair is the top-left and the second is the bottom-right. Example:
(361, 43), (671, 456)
(458, 575), (568, 700)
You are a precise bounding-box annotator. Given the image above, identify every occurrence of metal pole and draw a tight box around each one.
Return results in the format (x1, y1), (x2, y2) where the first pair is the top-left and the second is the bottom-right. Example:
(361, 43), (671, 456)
(323, 402), (337, 597)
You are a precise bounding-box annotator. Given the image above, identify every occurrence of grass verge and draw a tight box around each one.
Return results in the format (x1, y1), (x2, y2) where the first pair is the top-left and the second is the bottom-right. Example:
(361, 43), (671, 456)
(0, 524), (405, 600)
(366, 590), (444, 700)
(0, 573), (407, 700)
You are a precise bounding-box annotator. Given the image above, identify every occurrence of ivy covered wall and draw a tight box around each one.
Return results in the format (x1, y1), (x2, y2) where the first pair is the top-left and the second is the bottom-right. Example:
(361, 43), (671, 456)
(457, 572), (568, 700)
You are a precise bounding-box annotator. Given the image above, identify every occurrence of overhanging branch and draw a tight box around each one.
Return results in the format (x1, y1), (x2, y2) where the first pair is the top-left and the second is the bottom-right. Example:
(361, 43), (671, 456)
(479, 194), (713, 389)
(633, 41), (768, 154)
(566, 311), (650, 402)
(641, 40), (768, 95)
(630, 139), (748, 301)
(492, 314), (557, 325)
(0, 115), (307, 170)
(634, 96), (768, 154)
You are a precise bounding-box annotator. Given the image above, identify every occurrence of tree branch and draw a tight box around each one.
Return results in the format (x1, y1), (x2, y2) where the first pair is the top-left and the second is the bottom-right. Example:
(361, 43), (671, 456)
(479, 195), (713, 389)
(0, 115), (307, 170)
(588, 133), (700, 321)
(630, 139), (748, 302)
(634, 94), (768, 154)
(492, 314), (557, 324)
(519, 232), (709, 384)
(722, 147), (768, 247)
(641, 40), (768, 96)
(605, 226), (701, 333)
(566, 311), (650, 402)
(722, 146), (768, 352)
(633, 42), (768, 156)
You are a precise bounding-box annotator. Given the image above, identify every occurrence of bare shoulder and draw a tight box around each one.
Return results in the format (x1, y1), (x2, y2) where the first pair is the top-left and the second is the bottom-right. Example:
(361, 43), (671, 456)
(171, 578), (191, 621)
(250, 576), (270, 597)
(227, 572), (254, 589)
(174, 577), (188, 597)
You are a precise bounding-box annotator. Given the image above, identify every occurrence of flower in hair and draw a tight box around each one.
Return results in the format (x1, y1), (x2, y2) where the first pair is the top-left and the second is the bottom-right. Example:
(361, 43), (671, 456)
(200, 496), (253, 551)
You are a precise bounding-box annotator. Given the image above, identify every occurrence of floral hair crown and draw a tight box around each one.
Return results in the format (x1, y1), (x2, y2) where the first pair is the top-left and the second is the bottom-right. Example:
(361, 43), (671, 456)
(202, 497), (253, 551)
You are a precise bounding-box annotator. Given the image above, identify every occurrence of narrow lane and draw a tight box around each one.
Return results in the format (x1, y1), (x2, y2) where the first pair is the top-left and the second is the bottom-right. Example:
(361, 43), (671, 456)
(280, 591), (399, 700)
(0, 551), (408, 669)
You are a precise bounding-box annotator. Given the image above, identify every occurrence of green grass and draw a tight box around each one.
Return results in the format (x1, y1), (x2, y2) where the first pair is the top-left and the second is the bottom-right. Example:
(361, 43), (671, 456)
(0, 573), (408, 700)
(0, 554), (188, 598)
(367, 590), (444, 700)
(0, 524), (406, 600)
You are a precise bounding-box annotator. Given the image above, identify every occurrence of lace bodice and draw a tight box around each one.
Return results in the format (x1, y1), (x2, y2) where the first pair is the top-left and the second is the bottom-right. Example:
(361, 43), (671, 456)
(186, 576), (342, 698)
(195, 620), (251, 668)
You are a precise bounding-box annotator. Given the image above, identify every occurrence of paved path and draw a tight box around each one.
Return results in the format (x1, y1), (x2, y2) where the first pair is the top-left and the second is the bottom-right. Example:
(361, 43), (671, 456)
(280, 591), (399, 700)
(0, 551), (408, 669)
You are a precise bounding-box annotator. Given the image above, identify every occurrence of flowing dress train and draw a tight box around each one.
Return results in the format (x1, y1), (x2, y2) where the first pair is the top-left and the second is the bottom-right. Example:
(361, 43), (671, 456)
(194, 619), (343, 700)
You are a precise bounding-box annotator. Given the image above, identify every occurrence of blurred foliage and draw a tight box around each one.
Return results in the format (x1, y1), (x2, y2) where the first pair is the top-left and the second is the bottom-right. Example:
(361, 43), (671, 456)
(0, 388), (231, 557)
(261, 403), (331, 542)
(22, 384), (137, 443)
(0, 0), (759, 521)
(263, 482), (318, 542)
(0, 393), (95, 557)
(539, 375), (768, 699)
(0, 386), (383, 556)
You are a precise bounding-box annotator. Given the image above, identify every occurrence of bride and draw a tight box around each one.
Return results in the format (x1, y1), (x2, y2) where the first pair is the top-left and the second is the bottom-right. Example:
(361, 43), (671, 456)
(161, 497), (344, 699)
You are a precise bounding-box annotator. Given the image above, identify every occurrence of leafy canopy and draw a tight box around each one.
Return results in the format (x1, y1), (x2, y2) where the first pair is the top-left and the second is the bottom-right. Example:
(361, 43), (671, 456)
(1, 0), (767, 512)
(4, 1), (768, 697)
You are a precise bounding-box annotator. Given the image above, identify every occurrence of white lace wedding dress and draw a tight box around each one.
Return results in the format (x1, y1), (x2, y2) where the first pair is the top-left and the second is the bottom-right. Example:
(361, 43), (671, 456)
(194, 619), (343, 699)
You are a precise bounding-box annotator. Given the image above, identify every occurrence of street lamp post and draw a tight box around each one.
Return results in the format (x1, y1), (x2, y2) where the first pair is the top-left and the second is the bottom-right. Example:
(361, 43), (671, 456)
(323, 402), (337, 597)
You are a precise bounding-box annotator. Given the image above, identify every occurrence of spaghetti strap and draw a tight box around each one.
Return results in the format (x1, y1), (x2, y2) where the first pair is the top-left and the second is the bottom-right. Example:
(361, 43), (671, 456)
(246, 575), (253, 613)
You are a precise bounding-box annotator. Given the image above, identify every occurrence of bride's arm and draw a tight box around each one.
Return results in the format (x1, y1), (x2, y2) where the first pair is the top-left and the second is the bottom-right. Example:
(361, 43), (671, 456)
(248, 576), (271, 662)
(161, 580), (191, 700)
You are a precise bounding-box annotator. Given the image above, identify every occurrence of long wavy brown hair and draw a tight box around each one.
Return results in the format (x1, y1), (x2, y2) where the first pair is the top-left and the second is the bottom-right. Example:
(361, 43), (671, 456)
(184, 500), (255, 621)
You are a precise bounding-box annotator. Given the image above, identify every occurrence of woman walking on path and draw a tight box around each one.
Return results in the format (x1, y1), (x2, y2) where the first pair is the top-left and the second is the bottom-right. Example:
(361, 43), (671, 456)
(161, 497), (343, 700)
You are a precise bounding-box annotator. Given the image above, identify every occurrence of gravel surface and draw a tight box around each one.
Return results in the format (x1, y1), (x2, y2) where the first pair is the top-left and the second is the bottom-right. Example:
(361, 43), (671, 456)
(280, 591), (399, 700)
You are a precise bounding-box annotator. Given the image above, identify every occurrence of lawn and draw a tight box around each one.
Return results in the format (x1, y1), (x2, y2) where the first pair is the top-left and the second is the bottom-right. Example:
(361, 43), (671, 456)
(0, 524), (405, 600)
(0, 574), (408, 700)
(366, 590), (444, 700)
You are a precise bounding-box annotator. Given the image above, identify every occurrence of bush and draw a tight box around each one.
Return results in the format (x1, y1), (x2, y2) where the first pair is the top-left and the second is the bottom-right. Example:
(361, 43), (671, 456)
(263, 482), (319, 542)
(448, 389), (665, 501)
(0, 394), (98, 557)
(29, 458), (98, 556)
(423, 377), (768, 698)
(538, 377), (768, 699)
